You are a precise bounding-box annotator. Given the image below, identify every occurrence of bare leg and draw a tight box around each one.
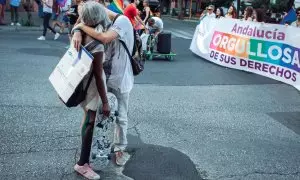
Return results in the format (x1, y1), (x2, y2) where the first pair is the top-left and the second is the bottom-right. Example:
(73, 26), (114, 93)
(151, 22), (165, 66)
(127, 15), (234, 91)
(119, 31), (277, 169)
(78, 110), (96, 165)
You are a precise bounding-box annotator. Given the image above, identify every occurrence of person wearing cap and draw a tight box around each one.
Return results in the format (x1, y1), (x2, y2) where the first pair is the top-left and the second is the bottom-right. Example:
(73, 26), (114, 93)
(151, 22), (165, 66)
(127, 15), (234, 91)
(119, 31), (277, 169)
(206, 5), (216, 18)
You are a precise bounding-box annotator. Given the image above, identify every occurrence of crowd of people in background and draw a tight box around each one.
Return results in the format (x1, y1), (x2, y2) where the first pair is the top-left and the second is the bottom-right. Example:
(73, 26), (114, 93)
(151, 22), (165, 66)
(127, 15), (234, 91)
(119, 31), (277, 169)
(199, 3), (300, 27)
(0, 0), (162, 40)
(200, 4), (265, 23)
(1, 0), (299, 30)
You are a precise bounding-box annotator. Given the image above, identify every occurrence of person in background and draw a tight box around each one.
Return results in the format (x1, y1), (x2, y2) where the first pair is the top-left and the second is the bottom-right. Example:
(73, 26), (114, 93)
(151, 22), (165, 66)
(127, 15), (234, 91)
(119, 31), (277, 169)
(51, 0), (59, 29)
(216, 7), (224, 19)
(35, 0), (44, 18)
(253, 8), (265, 23)
(291, 7), (300, 27)
(103, 0), (110, 7)
(243, 6), (254, 21)
(170, 0), (175, 16)
(200, 7), (207, 18)
(225, 5), (237, 19)
(206, 5), (215, 18)
(72, 2), (111, 179)
(37, 0), (60, 40)
(61, 0), (72, 31)
(123, 0), (145, 34)
(66, 0), (80, 46)
(130, 0), (145, 26)
(10, 0), (21, 26)
(52, 0), (71, 33)
(140, 0), (151, 24)
(123, 1), (137, 25)
(145, 16), (163, 38)
(123, 0), (130, 8)
(22, 0), (34, 25)
(0, 0), (6, 25)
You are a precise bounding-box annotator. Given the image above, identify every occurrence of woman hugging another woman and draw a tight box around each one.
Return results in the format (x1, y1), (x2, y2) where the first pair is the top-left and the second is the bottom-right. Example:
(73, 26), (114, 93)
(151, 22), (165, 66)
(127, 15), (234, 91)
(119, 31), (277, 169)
(73, 1), (111, 180)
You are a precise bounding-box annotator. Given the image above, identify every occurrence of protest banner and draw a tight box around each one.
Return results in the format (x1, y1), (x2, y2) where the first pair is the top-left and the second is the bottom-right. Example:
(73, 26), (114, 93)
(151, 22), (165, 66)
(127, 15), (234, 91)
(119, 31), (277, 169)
(190, 18), (300, 91)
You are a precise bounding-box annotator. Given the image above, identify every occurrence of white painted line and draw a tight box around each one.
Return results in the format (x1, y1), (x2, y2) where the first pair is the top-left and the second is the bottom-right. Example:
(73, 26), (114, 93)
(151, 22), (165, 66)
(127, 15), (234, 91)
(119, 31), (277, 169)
(177, 30), (194, 37)
(164, 30), (193, 39)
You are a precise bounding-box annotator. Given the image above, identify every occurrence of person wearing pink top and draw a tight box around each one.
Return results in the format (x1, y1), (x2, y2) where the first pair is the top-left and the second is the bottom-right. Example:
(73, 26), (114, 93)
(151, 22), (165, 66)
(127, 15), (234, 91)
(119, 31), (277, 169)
(37, 0), (60, 40)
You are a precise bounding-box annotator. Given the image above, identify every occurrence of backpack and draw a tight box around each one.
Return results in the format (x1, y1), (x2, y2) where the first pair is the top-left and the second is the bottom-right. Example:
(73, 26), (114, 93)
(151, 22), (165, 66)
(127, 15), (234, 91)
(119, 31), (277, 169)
(113, 14), (145, 76)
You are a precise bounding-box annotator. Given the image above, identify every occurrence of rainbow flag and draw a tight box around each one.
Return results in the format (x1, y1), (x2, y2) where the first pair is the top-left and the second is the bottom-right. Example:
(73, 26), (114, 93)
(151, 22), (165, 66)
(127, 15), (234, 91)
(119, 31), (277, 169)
(56, 0), (68, 7)
(280, 8), (297, 24)
(107, 0), (124, 14)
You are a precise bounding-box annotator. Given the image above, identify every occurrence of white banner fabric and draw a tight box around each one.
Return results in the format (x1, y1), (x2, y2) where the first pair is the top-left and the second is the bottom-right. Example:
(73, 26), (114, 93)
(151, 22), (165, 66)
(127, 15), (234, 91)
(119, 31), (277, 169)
(190, 18), (300, 91)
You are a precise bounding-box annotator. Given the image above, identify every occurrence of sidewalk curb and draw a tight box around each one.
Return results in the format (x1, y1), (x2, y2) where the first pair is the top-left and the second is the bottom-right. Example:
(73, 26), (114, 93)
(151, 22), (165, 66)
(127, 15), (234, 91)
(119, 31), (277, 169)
(0, 25), (42, 31)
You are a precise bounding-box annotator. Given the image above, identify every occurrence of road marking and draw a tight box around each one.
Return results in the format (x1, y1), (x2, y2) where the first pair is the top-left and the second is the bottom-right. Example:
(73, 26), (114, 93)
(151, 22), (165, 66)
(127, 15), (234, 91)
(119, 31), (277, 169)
(164, 29), (194, 39)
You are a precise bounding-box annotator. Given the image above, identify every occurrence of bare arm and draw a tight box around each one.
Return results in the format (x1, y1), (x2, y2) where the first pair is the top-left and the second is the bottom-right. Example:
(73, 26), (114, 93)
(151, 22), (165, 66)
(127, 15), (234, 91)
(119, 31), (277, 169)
(92, 52), (110, 116)
(143, 7), (150, 23)
(72, 22), (118, 51)
(80, 25), (118, 44)
(92, 52), (107, 103)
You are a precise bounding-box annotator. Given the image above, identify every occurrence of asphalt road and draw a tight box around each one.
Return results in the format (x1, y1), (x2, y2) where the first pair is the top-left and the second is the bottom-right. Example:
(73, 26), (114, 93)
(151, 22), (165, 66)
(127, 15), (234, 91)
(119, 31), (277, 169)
(0, 17), (300, 180)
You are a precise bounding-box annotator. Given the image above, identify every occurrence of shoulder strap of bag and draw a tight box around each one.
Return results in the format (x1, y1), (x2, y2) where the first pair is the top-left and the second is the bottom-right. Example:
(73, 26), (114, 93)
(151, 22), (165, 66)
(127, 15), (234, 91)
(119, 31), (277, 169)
(120, 40), (133, 60)
(120, 30), (137, 57)
(82, 40), (101, 93)
(113, 14), (121, 24)
(84, 70), (94, 94)
(113, 14), (135, 60)
(84, 40), (101, 52)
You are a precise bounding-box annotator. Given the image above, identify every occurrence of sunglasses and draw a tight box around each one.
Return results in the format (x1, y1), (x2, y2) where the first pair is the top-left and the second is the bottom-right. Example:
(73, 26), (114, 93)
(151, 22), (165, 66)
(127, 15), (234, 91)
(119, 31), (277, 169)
(208, 9), (213, 11)
(297, 12), (300, 15)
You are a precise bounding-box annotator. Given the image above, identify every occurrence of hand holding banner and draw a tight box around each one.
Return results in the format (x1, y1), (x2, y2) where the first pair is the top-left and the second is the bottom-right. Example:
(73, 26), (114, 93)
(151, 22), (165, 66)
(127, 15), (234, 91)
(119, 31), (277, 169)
(190, 18), (300, 91)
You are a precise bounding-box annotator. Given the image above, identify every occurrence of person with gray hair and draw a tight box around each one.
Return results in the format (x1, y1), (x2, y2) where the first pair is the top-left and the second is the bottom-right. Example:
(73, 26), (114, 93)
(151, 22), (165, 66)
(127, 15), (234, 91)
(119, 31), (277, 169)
(72, 4), (134, 168)
(72, 2), (110, 179)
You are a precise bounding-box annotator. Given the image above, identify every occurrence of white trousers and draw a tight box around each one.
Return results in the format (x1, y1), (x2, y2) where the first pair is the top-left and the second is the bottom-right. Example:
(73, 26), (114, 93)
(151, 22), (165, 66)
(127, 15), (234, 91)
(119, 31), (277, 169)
(108, 88), (130, 152)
